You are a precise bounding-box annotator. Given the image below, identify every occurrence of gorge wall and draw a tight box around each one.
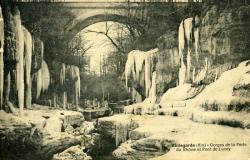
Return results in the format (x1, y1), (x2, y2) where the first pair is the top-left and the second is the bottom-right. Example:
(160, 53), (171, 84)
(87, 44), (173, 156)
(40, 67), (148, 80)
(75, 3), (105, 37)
(154, 4), (250, 99)
(124, 4), (250, 115)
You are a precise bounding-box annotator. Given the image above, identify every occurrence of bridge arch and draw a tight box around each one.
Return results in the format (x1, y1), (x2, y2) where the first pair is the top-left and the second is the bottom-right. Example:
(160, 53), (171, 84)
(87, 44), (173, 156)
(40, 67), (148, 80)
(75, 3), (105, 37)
(63, 13), (145, 42)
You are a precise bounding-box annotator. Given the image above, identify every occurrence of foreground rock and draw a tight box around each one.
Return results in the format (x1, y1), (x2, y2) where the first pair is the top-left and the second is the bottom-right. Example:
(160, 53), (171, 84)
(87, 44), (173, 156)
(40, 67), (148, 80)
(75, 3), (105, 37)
(80, 107), (111, 121)
(112, 115), (250, 160)
(53, 145), (92, 160)
(87, 115), (142, 158)
(0, 109), (85, 160)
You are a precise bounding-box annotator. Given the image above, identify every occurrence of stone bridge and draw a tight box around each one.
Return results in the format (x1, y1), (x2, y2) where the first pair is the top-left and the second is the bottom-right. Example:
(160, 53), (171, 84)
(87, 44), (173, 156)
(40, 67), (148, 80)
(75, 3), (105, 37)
(15, 1), (200, 65)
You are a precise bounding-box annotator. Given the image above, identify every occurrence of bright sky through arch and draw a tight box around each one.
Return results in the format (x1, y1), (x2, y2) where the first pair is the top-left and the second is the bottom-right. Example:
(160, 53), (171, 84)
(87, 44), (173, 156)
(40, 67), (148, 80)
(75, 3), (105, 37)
(73, 21), (130, 75)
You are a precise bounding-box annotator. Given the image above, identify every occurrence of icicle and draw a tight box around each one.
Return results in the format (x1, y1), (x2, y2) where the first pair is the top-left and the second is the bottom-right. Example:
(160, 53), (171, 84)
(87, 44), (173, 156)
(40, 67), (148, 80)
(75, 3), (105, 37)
(36, 69), (42, 99)
(205, 57), (208, 71)
(125, 51), (136, 88)
(194, 27), (199, 61)
(185, 18), (193, 82)
(63, 91), (67, 109)
(134, 52), (144, 81)
(192, 67), (196, 82)
(75, 66), (80, 106)
(125, 49), (158, 98)
(145, 49), (158, 97)
(193, 57), (208, 84)
(14, 7), (24, 115)
(115, 122), (128, 147)
(178, 16), (200, 84)
(178, 20), (185, 60)
(184, 18), (193, 49)
(178, 55), (186, 85)
(178, 19), (187, 85)
(23, 26), (32, 85)
(0, 6), (4, 108)
(41, 41), (44, 59)
(42, 61), (50, 91)
(186, 49), (191, 81)
(23, 26), (33, 108)
(148, 71), (157, 104)
(69, 66), (80, 107)
(36, 60), (50, 99)
(214, 69), (218, 82)
(144, 54), (151, 97)
(32, 37), (44, 71)
(59, 63), (65, 85)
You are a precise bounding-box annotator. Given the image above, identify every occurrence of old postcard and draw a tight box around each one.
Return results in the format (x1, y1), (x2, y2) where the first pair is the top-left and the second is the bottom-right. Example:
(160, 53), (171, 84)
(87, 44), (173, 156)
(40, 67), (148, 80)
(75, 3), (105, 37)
(0, 0), (249, 160)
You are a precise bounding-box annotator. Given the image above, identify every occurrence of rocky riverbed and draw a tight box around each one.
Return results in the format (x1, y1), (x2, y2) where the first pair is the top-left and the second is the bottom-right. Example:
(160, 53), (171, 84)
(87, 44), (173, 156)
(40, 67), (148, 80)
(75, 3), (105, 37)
(0, 107), (250, 160)
(0, 106), (94, 160)
(99, 114), (250, 160)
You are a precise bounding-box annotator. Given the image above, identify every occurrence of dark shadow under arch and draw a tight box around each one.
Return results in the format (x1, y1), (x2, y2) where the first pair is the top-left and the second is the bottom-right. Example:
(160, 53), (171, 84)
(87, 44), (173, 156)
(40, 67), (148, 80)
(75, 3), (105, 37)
(63, 14), (145, 42)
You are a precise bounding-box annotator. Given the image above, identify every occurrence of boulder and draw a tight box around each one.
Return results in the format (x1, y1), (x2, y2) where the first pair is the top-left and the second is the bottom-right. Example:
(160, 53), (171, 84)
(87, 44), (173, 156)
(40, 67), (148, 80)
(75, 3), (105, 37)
(52, 145), (91, 160)
(113, 138), (172, 160)
(0, 110), (84, 160)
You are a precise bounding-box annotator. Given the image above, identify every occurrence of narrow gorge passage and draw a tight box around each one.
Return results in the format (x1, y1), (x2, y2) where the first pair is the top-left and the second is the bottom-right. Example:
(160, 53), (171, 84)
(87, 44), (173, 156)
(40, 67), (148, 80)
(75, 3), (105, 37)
(0, 0), (250, 160)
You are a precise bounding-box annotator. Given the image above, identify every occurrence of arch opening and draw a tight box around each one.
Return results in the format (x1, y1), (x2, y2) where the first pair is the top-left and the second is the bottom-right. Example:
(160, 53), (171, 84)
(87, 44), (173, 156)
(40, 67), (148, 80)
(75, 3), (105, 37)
(64, 14), (145, 43)
(67, 21), (140, 104)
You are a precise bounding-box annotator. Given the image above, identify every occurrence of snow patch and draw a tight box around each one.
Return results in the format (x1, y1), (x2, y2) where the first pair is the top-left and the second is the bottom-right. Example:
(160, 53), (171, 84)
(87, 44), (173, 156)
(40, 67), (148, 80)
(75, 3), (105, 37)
(188, 60), (250, 107)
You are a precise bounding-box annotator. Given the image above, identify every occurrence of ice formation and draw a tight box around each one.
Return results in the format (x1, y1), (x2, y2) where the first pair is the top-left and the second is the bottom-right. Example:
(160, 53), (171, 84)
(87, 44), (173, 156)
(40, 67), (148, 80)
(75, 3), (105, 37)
(125, 48), (158, 98)
(69, 66), (80, 106)
(115, 122), (128, 146)
(188, 60), (250, 107)
(214, 69), (218, 82)
(144, 52), (152, 97)
(178, 16), (200, 85)
(23, 26), (32, 86)
(159, 61), (250, 110)
(194, 26), (199, 60)
(178, 55), (186, 85)
(60, 63), (67, 109)
(124, 49), (159, 114)
(193, 57), (208, 84)
(192, 67), (196, 82)
(0, 7), (4, 107)
(100, 115), (140, 147)
(32, 37), (44, 70)
(178, 20), (185, 60)
(14, 9), (24, 115)
(63, 92), (67, 109)
(23, 26), (33, 108)
(145, 71), (157, 104)
(125, 51), (136, 88)
(60, 63), (65, 85)
(36, 60), (50, 99)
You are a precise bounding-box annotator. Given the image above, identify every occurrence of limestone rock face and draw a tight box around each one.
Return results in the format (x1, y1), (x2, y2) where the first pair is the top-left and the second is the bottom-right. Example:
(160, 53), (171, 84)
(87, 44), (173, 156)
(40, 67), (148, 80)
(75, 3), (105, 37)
(91, 115), (140, 156)
(200, 5), (250, 84)
(200, 6), (250, 59)
(0, 109), (84, 160)
(155, 31), (179, 98)
(154, 6), (250, 99)
(97, 115), (139, 140)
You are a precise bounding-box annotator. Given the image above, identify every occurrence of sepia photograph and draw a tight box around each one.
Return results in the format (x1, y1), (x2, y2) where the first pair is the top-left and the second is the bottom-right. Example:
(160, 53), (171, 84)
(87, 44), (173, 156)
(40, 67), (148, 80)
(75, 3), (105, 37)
(0, 0), (249, 159)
